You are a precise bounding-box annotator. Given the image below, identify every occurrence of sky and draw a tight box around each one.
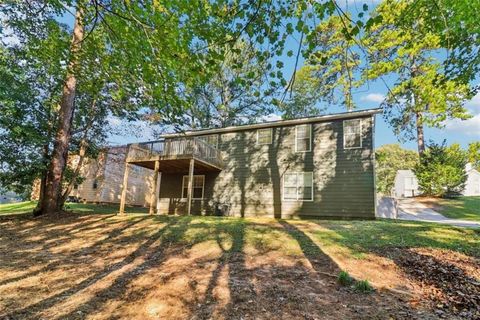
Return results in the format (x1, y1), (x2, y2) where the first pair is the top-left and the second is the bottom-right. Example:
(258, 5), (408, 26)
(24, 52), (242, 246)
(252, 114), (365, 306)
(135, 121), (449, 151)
(53, 1), (480, 150)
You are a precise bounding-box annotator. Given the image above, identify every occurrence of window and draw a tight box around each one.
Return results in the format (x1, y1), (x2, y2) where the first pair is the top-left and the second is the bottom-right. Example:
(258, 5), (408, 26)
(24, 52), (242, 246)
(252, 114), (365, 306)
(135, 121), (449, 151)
(92, 179), (98, 189)
(182, 175), (205, 199)
(257, 128), (272, 145)
(283, 172), (313, 201)
(295, 124), (311, 152)
(198, 135), (218, 149)
(343, 119), (362, 149)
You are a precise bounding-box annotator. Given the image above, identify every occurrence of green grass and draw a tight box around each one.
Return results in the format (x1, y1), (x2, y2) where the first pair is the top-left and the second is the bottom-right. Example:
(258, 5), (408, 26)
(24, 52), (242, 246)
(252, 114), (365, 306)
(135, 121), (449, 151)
(432, 196), (480, 221)
(1, 202), (479, 258)
(307, 219), (480, 257)
(0, 201), (148, 216)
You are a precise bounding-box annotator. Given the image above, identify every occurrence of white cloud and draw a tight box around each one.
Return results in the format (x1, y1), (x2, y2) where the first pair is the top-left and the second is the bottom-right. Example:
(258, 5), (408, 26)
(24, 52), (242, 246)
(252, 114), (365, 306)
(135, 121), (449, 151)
(360, 93), (385, 103)
(465, 93), (480, 115)
(445, 114), (480, 136)
(259, 113), (282, 122)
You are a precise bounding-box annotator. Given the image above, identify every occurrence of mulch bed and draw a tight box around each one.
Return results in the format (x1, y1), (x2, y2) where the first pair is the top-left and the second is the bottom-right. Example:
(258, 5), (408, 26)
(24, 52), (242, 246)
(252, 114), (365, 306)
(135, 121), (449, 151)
(383, 247), (480, 319)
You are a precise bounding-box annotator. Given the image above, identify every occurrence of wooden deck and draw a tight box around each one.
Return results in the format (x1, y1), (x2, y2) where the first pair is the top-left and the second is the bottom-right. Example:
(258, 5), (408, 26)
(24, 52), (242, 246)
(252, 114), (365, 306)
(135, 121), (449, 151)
(126, 138), (224, 173)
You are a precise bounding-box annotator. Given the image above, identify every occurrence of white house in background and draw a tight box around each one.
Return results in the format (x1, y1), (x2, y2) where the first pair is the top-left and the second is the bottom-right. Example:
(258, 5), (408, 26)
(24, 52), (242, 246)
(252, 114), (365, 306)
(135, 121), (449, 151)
(393, 170), (420, 198)
(0, 188), (20, 204)
(464, 163), (480, 196)
(392, 164), (480, 198)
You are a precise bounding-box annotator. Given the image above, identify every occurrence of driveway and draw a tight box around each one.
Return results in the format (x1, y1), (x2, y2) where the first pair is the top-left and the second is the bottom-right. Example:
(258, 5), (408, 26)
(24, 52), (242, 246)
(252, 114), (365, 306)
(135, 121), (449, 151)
(397, 198), (480, 228)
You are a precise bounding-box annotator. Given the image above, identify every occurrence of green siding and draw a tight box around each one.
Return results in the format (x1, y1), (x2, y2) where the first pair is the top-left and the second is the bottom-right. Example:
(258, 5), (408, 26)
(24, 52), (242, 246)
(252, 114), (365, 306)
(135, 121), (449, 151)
(158, 116), (376, 218)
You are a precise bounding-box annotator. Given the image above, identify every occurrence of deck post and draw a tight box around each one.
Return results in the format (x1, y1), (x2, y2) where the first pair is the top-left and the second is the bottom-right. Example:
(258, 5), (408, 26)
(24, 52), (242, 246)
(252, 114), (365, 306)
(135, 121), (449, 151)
(119, 163), (130, 215)
(187, 158), (194, 215)
(149, 160), (160, 215)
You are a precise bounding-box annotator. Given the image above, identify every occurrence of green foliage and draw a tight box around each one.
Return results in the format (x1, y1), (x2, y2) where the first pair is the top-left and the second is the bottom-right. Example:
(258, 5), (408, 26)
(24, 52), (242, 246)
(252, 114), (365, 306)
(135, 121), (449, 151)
(354, 280), (373, 293)
(375, 144), (418, 195)
(338, 271), (354, 286)
(277, 66), (326, 119)
(399, 0), (480, 84)
(414, 142), (468, 197)
(363, 1), (472, 146)
(468, 142), (480, 171)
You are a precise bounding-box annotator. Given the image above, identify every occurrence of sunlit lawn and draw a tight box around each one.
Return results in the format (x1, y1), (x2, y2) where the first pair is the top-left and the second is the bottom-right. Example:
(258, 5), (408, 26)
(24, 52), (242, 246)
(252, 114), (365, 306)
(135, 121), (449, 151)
(426, 196), (480, 222)
(0, 201), (148, 216)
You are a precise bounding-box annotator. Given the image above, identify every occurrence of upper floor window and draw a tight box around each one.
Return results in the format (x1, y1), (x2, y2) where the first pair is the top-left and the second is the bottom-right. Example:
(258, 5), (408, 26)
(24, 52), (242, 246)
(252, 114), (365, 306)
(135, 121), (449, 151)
(295, 124), (311, 152)
(182, 175), (205, 199)
(343, 119), (362, 149)
(257, 128), (272, 145)
(283, 172), (313, 201)
(198, 135), (218, 149)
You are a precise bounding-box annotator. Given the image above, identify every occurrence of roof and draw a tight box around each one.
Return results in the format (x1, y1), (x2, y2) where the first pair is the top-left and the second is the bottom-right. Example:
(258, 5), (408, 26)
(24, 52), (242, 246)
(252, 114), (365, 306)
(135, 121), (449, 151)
(159, 108), (382, 138)
(396, 170), (416, 177)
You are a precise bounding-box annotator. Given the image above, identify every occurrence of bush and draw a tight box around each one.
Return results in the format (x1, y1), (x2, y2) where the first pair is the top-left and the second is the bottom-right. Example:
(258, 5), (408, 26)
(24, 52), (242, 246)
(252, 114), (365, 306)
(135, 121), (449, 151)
(338, 271), (353, 286)
(414, 142), (468, 197)
(354, 279), (373, 293)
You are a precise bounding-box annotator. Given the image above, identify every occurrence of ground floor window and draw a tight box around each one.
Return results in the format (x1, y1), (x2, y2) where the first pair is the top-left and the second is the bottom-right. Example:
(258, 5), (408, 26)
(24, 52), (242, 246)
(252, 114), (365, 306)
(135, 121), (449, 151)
(283, 172), (313, 201)
(182, 175), (205, 199)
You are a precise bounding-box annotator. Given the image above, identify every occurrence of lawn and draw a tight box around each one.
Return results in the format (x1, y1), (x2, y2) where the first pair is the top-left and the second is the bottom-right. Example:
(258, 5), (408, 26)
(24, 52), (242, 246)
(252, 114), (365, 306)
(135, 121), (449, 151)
(419, 196), (480, 221)
(0, 204), (478, 319)
(0, 201), (149, 216)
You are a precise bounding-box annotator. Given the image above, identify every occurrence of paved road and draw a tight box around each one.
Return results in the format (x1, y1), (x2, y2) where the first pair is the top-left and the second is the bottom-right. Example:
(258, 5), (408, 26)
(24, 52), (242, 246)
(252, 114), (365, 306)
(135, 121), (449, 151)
(396, 198), (480, 228)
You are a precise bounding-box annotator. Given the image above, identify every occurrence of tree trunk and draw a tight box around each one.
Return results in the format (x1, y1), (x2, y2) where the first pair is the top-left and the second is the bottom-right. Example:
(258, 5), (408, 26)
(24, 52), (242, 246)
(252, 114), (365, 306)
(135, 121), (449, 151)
(59, 138), (88, 209)
(35, 5), (85, 216)
(416, 111), (425, 155)
(33, 144), (50, 215)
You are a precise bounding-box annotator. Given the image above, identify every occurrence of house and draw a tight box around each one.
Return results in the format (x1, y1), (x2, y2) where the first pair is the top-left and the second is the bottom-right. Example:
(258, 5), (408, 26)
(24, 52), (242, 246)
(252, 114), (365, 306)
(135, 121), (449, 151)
(464, 163), (480, 196)
(69, 146), (154, 206)
(31, 146), (154, 206)
(392, 164), (480, 198)
(119, 108), (381, 219)
(0, 188), (20, 204)
(393, 170), (420, 198)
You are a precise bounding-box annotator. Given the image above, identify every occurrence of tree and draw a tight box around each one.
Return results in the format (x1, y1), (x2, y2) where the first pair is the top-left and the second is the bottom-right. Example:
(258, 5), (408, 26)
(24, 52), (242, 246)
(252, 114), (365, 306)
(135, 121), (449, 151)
(161, 41), (277, 130)
(375, 144), (418, 195)
(398, 0), (480, 85)
(414, 142), (468, 197)
(303, 14), (360, 111)
(468, 142), (480, 171)
(3, 0), (320, 215)
(363, 1), (472, 155)
(277, 66), (326, 119)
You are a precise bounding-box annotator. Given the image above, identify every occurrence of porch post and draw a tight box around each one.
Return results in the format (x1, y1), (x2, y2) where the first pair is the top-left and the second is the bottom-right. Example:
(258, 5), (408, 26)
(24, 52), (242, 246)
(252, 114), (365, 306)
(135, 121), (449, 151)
(119, 163), (130, 215)
(187, 158), (194, 215)
(149, 160), (160, 215)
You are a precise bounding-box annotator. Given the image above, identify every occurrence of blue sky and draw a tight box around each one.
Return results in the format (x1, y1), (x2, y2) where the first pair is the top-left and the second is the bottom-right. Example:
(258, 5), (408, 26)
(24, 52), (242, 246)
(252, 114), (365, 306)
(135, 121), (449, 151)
(55, 1), (480, 150)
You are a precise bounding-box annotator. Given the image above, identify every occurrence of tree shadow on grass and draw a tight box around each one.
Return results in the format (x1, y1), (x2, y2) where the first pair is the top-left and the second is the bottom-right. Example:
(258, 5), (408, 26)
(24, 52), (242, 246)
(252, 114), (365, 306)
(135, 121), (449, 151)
(1, 216), (186, 319)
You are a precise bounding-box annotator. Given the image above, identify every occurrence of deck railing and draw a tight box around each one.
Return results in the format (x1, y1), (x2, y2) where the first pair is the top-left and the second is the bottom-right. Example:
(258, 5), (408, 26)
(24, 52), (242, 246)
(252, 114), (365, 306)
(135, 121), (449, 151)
(127, 138), (224, 169)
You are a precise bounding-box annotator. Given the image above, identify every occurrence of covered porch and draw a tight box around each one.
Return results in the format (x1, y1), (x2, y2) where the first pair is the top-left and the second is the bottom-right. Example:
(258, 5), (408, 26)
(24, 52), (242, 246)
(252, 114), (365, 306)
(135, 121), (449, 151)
(118, 137), (223, 215)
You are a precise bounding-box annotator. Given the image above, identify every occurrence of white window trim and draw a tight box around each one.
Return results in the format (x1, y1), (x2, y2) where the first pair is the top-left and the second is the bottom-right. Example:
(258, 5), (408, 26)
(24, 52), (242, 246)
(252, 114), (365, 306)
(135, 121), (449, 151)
(282, 172), (314, 202)
(256, 128), (273, 145)
(181, 175), (205, 200)
(343, 119), (363, 149)
(295, 124), (312, 152)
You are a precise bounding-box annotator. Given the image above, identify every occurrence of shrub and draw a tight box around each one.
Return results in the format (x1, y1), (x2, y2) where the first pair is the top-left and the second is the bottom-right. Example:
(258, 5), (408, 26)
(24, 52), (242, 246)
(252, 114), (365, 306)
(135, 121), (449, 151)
(414, 142), (468, 197)
(354, 279), (373, 293)
(338, 270), (353, 286)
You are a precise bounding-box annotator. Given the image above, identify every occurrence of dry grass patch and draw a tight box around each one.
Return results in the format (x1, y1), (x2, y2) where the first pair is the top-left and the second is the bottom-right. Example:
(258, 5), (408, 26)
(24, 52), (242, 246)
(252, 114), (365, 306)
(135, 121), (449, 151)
(1, 213), (478, 319)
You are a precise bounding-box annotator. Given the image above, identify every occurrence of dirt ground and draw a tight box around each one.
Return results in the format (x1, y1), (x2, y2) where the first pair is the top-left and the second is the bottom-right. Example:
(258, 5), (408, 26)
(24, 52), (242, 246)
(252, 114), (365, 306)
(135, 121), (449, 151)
(0, 213), (478, 320)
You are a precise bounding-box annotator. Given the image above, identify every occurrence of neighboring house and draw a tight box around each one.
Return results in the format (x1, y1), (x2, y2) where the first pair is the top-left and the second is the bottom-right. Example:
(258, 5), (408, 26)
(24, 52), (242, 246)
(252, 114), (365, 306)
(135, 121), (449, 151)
(0, 188), (20, 204)
(393, 170), (420, 198)
(392, 164), (480, 198)
(70, 146), (154, 206)
(464, 163), (480, 196)
(120, 108), (381, 219)
(31, 146), (154, 206)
